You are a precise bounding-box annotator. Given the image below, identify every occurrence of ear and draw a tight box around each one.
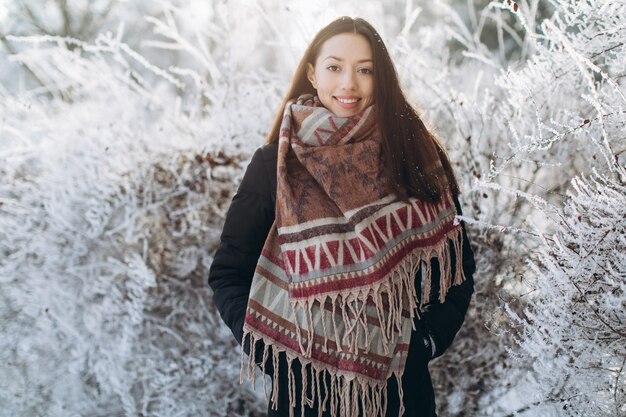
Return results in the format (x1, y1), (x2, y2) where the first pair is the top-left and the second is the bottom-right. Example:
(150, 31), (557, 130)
(306, 63), (317, 89)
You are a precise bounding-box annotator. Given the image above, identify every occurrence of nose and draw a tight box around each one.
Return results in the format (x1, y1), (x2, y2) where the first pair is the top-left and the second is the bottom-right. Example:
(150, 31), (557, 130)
(340, 70), (357, 91)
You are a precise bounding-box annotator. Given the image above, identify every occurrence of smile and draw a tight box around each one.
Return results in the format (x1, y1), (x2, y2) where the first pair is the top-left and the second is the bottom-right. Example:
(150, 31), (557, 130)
(335, 97), (360, 104)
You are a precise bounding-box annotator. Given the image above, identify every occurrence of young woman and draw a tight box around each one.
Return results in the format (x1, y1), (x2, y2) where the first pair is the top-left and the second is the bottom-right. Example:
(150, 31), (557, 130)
(208, 17), (475, 417)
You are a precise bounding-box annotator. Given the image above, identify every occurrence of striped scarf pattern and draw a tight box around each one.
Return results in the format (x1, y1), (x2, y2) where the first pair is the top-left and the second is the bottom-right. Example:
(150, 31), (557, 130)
(241, 95), (465, 417)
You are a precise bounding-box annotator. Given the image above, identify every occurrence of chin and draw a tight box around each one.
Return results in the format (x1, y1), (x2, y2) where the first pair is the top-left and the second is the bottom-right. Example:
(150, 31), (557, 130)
(331, 107), (362, 118)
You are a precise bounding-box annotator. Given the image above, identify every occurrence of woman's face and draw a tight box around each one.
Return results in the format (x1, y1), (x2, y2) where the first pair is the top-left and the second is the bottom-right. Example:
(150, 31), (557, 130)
(307, 33), (374, 117)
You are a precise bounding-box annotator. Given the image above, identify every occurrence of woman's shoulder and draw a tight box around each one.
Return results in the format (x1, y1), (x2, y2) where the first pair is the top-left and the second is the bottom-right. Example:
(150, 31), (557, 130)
(239, 142), (277, 204)
(258, 143), (278, 204)
(259, 142), (278, 169)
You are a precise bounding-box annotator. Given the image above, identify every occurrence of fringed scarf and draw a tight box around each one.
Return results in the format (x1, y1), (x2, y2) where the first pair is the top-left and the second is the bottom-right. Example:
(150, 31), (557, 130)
(241, 95), (465, 417)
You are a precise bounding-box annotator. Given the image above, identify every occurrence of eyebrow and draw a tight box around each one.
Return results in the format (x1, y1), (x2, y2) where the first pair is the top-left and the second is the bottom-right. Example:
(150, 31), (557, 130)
(323, 56), (373, 63)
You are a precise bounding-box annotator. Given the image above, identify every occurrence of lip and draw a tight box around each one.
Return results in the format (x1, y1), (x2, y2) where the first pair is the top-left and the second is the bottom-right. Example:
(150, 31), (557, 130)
(333, 96), (361, 109)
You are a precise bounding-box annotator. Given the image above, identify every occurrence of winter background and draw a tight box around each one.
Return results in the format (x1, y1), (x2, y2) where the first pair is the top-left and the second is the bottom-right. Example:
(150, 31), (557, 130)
(0, 0), (624, 416)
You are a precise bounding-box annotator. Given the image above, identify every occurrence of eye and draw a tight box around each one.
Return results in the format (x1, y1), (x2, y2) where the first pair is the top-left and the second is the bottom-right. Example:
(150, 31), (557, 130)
(326, 65), (340, 72)
(358, 67), (373, 75)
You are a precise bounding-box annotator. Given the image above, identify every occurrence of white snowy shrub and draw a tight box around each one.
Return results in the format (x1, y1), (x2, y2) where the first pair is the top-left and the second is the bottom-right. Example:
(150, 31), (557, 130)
(0, 5), (273, 416)
(506, 168), (625, 416)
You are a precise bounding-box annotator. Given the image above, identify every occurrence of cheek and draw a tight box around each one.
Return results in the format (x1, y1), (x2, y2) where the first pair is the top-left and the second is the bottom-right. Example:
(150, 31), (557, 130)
(316, 74), (334, 93)
(365, 79), (375, 96)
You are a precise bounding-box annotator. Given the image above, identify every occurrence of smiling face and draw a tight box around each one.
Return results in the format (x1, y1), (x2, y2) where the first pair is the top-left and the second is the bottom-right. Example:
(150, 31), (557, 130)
(306, 33), (375, 117)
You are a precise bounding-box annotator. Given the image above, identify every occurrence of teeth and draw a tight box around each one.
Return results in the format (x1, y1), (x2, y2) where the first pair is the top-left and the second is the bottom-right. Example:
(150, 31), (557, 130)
(336, 97), (359, 104)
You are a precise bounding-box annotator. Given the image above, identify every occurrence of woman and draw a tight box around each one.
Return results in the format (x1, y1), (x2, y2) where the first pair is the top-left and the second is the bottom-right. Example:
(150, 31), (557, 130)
(208, 17), (475, 417)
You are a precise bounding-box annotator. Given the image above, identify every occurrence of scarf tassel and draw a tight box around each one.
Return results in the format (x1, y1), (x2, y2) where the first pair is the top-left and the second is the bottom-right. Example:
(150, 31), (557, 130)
(289, 229), (464, 359)
(244, 328), (405, 417)
(241, 229), (464, 417)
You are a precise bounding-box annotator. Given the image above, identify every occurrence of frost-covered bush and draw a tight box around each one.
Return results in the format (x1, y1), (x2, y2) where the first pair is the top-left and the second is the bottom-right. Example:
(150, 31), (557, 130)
(0, 6), (272, 417)
(506, 169), (625, 416)
(0, 79), (266, 417)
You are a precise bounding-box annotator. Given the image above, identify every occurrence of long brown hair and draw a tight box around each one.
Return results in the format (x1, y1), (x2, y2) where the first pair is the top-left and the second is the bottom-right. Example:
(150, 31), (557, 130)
(265, 17), (459, 203)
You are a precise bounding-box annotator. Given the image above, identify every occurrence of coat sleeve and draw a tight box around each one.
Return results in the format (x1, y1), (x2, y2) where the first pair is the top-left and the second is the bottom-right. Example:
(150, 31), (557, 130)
(208, 147), (274, 346)
(419, 196), (476, 359)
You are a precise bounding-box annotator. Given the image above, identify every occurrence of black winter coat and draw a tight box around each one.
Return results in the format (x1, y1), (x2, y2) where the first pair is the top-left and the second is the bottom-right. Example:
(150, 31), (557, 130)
(208, 143), (476, 417)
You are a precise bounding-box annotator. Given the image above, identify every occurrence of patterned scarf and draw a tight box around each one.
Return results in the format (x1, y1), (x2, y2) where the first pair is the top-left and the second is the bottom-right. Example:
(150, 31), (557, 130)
(241, 95), (465, 417)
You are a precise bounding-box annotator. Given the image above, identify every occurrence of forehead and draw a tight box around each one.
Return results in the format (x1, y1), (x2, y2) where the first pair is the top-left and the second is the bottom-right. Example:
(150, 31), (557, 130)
(316, 33), (372, 62)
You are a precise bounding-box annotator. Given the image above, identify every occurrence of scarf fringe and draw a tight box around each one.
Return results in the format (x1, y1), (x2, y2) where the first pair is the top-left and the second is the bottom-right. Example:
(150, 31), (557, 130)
(241, 228), (465, 417)
(290, 228), (465, 358)
(242, 330), (405, 417)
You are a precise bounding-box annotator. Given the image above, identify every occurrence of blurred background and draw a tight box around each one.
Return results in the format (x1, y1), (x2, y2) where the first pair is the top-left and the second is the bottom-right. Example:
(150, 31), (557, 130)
(1, 1), (624, 416)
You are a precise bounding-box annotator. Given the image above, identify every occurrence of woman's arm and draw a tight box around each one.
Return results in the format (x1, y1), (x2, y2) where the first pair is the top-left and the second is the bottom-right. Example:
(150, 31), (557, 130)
(419, 197), (476, 359)
(208, 147), (275, 346)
